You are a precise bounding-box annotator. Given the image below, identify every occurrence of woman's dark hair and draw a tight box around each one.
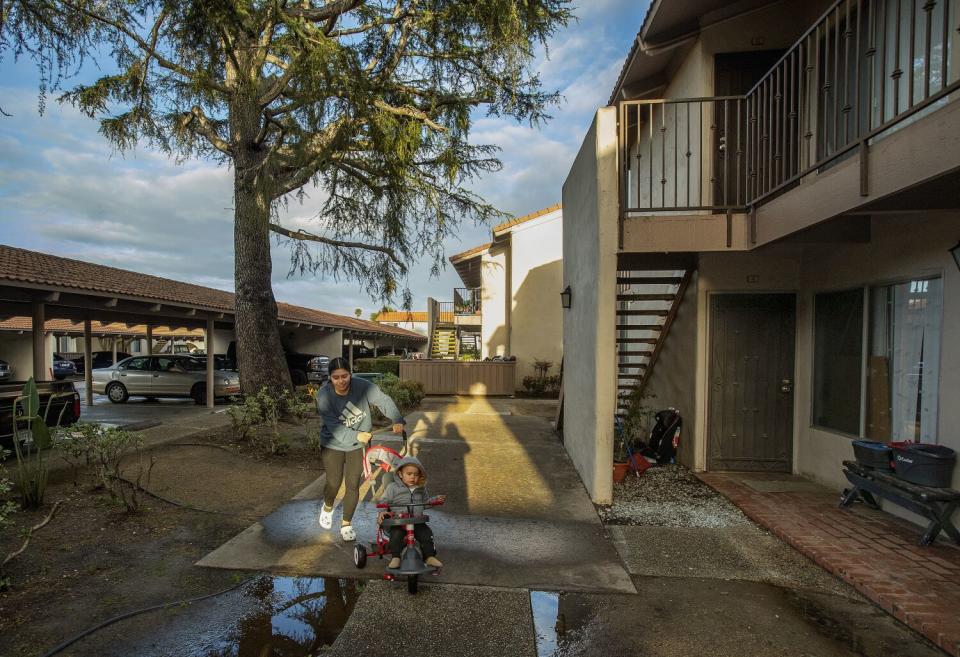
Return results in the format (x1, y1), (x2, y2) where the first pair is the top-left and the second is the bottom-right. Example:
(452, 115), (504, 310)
(328, 357), (351, 375)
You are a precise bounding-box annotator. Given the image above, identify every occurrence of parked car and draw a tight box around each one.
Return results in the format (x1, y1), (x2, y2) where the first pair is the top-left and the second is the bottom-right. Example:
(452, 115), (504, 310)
(91, 355), (240, 405)
(0, 359), (11, 382)
(225, 341), (322, 386)
(191, 354), (236, 371)
(352, 372), (384, 384)
(1, 380), (80, 449)
(53, 354), (77, 380)
(72, 351), (133, 374)
(307, 355), (330, 384)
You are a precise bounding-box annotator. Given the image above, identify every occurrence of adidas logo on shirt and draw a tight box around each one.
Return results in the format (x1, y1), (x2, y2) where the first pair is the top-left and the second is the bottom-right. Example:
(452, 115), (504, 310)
(339, 401), (366, 429)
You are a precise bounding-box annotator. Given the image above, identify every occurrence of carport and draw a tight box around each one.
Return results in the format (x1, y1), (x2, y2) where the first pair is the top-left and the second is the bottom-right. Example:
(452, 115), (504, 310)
(0, 244), (425, 408)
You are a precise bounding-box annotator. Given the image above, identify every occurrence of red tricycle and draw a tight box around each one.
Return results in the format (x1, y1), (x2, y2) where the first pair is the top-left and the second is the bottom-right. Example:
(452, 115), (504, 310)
(352, 497), (445, 594)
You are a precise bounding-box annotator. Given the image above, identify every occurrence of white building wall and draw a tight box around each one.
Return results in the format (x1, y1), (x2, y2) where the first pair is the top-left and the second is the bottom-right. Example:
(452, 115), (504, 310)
(562, 108), (619, 504)
(481, 243), (510, 359)
(509, 210), (564, 386)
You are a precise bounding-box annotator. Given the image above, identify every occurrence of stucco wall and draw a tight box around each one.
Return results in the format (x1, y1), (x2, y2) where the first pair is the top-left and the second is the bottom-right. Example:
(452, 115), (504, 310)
(562, 107), (619, 504)
(509, 211), (563, 386)
(282, 328), (344, 357)
(481, 243), (510, 359)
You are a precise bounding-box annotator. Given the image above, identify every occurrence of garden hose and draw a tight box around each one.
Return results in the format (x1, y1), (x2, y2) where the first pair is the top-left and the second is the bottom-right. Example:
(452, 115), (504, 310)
(39, 575), (258, 657)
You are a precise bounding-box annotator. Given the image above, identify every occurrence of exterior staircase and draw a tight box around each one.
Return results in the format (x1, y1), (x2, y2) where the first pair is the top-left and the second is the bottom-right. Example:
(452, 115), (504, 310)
(430, 327), (458, 359)
(616, 269), (693, 416)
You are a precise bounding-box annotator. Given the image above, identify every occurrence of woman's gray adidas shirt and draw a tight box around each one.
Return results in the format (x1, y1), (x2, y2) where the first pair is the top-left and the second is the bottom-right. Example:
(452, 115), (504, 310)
(315, 377), (405, 451)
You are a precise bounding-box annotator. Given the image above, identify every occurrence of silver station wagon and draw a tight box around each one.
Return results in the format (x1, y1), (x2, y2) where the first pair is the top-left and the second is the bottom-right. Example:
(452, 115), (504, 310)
(92, 355), (241, 404)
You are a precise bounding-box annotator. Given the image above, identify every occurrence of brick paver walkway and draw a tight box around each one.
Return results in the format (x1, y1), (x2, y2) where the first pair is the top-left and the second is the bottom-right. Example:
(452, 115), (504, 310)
(699, 473), (960, 657)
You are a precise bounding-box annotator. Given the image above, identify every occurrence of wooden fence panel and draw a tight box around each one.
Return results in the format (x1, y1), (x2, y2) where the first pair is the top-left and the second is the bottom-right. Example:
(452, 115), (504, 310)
(400, 361), (516, 396)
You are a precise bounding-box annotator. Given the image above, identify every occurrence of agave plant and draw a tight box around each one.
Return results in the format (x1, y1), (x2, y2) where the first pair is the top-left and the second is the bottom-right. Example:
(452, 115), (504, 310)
(12, 378), (71, 508)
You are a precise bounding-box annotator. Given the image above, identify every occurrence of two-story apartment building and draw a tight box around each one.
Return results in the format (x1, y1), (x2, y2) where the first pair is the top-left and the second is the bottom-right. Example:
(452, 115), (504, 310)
(564, 0), (960, 505)
(448, 204), (564, 387)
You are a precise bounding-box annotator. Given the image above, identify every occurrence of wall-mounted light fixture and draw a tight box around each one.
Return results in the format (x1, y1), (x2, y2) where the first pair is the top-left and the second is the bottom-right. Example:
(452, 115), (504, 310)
(951, 241), (960, 271)
(560, 285), (572, 309)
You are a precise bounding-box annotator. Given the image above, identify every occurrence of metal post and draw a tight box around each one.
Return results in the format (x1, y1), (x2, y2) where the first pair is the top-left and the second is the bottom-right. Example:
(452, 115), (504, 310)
(31, 300), (45, 381)
(146, 325), (153, 356)
(205, 318), (215, 409)
(373, 340), (379, 358)
(349, 332), (354, 369)
(112, 337), (118, 365)
(83, 317), (93, 407)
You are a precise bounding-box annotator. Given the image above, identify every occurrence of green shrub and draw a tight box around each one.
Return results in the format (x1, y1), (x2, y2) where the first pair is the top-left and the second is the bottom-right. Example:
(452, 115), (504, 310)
(354, 358), (401, 376)
(226, 387), (303, 455)
(378, 373), (425, 414)
(53, 423), (154, 513)
(521, 374), (561, 397)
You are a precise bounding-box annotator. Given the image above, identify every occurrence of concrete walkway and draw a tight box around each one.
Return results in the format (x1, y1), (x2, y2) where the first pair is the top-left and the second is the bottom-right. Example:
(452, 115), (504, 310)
(198, 397), (635, 593)
(701, 472), (960, 657)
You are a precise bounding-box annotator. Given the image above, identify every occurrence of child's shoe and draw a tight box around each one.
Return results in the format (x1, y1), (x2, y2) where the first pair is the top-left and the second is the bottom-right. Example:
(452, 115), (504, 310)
(425, 556), (443, 568)
(318, 504), (333, 529)
(388, 557), (401, 569)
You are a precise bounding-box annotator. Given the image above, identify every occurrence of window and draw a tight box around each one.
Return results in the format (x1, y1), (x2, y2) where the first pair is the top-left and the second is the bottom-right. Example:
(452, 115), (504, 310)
(813, 289), (864, 434)
(867, 278), (942, 442)
(122, 357), (151, 371)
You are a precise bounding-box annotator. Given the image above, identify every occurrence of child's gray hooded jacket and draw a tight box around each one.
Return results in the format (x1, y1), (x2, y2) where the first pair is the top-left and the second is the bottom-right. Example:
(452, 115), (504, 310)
(381, 456), (429, 514)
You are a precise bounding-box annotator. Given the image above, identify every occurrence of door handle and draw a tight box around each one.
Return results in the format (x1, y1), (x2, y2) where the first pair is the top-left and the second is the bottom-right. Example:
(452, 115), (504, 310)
(780, 379), (793, 393)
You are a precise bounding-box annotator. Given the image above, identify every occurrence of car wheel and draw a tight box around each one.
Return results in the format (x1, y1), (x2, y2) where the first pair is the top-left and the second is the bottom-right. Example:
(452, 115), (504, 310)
(105, 382), (128, 404)
(291, 369), (308, 386)
(191, 384), (206, 406)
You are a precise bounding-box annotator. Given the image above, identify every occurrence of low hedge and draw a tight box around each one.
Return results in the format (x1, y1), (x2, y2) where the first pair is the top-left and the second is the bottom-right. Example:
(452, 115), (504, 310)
(353, 357), (401, 376)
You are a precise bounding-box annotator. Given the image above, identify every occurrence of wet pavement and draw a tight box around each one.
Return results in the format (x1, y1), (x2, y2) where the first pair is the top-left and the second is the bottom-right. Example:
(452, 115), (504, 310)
(199, 398), (635, 593)
(74, 380), (225, 429)
(57, 576), (361, 657)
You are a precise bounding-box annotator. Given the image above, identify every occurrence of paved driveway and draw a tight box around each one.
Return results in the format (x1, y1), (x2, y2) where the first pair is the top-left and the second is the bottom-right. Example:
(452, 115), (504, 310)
(199, 397), (635, 593)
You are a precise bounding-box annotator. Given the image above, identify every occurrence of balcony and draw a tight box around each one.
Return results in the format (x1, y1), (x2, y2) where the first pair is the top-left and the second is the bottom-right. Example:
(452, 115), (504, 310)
(454, 288), (482, 316)
(619, 0), (960, 248)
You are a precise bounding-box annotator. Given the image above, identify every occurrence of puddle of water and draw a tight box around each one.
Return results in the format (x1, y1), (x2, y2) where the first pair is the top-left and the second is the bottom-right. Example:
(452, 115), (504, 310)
(530, 590), (594, 657)
(190, 576), (362, 656)
(530, 591), (560, 657)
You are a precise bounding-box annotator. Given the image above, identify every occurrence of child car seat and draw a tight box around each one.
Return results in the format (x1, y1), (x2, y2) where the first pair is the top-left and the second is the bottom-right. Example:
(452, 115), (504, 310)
(647, 409), (682, 463)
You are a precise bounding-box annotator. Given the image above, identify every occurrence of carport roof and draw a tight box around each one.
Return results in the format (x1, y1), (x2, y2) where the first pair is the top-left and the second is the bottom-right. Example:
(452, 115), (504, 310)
(0, 317), (204, 337)
(0, 244), (424, 341)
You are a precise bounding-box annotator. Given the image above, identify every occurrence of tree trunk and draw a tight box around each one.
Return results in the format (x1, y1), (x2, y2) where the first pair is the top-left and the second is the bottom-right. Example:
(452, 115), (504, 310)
(231, 94), (292, 396)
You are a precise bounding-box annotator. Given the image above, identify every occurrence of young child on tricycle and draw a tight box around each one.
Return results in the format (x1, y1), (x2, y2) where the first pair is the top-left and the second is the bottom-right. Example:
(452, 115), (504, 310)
(379, 455), (444, 570)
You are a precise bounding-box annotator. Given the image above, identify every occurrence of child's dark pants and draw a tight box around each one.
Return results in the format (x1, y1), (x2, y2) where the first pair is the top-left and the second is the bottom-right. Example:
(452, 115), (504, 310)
(389, 523), (436, 558)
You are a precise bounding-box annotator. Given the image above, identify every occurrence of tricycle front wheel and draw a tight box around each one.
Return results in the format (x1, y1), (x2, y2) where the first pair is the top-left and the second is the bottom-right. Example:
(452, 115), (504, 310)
(353, 545), (367, 569)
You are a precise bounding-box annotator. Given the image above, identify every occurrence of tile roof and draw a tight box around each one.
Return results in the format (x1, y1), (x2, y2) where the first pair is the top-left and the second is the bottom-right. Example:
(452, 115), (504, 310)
(0, 244), (424, 341)
(492, 203), (562, 235)
(448, 242), (492, 264)
(375, 311), (428, 323)
(0, 317), (204, 337)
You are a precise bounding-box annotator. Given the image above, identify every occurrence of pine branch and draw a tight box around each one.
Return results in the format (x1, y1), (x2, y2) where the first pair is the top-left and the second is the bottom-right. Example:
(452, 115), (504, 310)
(269, 223), (405, 269)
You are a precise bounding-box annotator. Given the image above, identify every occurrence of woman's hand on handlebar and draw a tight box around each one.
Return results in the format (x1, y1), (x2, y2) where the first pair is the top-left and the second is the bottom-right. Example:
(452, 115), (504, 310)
(357, 432), (372, 444)
(377, 511), (391, 524)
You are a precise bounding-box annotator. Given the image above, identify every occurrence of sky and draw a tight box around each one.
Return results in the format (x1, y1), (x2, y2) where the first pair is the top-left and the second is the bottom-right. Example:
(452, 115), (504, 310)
(0, 1), (647, 319)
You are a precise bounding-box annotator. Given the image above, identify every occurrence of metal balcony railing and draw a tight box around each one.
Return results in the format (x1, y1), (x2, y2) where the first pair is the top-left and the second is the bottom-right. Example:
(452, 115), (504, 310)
(454, 287), (482, 316)
(437, 301), (454, 325)
(619, 0), (959, 216)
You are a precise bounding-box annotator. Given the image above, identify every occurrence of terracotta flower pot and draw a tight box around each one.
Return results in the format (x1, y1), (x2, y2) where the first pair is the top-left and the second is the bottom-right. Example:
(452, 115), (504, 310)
(613, 461), (630, 483)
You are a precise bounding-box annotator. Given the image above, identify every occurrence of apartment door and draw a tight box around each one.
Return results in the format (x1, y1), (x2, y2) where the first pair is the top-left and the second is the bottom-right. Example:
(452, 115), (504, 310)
(714, 51), (784, 207)
(708, 294), (795, 472)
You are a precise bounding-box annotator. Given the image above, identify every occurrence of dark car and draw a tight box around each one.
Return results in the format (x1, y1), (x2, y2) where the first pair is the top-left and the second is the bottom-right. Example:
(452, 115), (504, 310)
(225, 341), (319, 386)
(191, 354), (236, 371)
(1, 380), (80, 449)
(72, 351), (133, 374)
(53, 354), (77, 380)
(0, 359), (11, 382)
(307, 355), (330, 384)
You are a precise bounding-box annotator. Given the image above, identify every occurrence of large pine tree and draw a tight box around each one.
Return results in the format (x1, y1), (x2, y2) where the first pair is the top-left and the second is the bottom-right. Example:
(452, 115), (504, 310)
(2, 0), (571, 393)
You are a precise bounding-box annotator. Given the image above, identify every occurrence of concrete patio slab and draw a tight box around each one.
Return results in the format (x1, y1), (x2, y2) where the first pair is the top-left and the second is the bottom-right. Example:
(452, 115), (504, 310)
(198, 399), (635, 594)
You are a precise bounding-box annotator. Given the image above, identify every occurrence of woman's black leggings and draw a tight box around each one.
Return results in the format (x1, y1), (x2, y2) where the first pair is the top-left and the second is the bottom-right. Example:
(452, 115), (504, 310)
(321, 447), (364, 522)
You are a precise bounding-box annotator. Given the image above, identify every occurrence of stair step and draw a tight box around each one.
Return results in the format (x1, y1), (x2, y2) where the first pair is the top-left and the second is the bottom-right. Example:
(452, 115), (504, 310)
(617, 363), (648, 369)
(616, 294), (677, 302)
(616, 324), (663, 331)
(616, 338), (657, 344)
(616, 309), (669, 317)
(617, 276), (684, 285)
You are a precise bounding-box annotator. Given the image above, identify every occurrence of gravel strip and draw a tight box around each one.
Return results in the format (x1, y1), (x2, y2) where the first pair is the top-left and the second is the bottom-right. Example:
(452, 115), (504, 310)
(598, 465), (748, 528)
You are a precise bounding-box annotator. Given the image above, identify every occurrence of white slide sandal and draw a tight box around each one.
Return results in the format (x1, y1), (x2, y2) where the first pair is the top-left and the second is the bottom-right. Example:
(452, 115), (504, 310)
(340, 524), (356, 541)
